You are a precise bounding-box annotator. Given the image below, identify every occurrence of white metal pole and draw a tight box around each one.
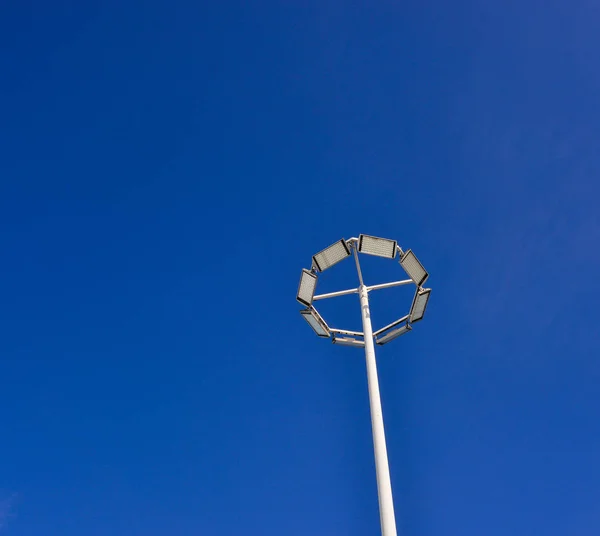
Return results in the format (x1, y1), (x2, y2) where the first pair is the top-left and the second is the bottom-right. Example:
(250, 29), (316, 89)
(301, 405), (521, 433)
(359, 284), (397, 536)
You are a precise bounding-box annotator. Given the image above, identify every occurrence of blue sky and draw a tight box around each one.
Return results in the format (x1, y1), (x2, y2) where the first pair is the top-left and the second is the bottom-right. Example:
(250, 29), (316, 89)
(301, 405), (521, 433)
(1, 1), (599, 535)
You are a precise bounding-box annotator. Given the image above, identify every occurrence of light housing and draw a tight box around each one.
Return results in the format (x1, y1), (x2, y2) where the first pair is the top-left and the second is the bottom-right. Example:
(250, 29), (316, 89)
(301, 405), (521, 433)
(400, 249), (429, 286)
(376, 321), (412, 345)
(300, 307), (331, 338)
(410, 288), (431, 323)
(312, 239), (351, 272)
(358, 234), (397, 259)
(373, 315), (409, 337)
(296, 269), (317, 306)
(332, 336), (365, 348)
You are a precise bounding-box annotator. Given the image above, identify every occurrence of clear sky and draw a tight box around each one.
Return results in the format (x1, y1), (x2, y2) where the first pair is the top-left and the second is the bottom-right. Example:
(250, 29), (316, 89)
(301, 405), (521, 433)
(1, 1), (599, 535)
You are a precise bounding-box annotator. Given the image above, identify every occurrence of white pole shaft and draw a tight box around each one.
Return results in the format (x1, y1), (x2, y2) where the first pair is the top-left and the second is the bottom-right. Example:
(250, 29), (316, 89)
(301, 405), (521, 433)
(359, 285), (397, 536)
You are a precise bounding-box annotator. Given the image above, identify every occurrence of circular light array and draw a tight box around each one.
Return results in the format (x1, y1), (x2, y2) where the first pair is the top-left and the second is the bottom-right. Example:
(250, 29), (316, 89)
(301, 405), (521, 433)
(296, 235), (431, 346)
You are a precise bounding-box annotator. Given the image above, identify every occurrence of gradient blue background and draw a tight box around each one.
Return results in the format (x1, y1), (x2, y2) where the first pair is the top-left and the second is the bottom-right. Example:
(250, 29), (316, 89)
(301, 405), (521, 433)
(1, 1), (599, 534)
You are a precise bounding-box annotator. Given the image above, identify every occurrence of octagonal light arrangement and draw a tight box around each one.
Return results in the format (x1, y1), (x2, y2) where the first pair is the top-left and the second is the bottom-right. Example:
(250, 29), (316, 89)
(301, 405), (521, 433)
(400, 249), (429, 286)
(298, 234), (431, 346)
(312, 239), (351, 272)
(300, 307), (330, 338)
(410, 288), (431, 323)
(297, 269), (318, 306)
(358, 234), (397, 259)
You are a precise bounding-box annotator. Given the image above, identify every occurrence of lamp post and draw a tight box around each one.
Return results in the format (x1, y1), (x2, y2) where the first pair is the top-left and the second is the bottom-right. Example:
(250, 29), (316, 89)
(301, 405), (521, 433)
(296, 235), (431, 536)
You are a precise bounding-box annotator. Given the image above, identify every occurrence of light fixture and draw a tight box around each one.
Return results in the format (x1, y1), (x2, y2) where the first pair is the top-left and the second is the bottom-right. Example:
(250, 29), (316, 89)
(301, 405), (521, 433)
(373, 315), (409, 337)
(332, 336), (365, 348)
(358, 234), (397, 259)
(376, 321), (412, 345)
(296, 269), (317, 306)
(300, 307), (331, 338)
(409, 288), (431, 323)
(312, 239), (351, 272)
(296, 232), (433, 536)
(399, 249), (429, 286)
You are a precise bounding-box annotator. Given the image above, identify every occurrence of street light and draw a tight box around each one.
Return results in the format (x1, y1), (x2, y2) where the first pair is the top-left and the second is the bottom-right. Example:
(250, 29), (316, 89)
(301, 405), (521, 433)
(409, 287), (431, 323)
(296, 235), (432, 536)
(333, 336), (366, 348)
(312, 239), (351, 272)
(375, 318), (412, 346)
(399, 249), (429, 286)
(300, 307), (330, 338)
(358, 234), (398, 259)
(296, 269), (318, 306)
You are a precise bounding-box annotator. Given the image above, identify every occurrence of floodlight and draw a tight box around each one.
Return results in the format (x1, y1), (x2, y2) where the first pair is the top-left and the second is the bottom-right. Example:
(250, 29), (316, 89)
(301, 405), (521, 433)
(409, 288), (431, 323)
(358, 234), (397, 259)
(376, 321), (412, 345)
(312, 239), (351, 272)
(296, 269), (317, 306)
(296, 232), (433, 536)
(400, 249), (429, 286)
(373, 315), (409, 337)
(333, 336), (365, 348)
(300, 307), (331, 338)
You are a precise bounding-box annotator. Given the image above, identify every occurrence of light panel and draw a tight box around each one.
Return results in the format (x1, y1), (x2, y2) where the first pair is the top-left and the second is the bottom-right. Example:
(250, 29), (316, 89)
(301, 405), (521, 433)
(410, 288), (431, 323)
(332, 336), (365, 348)
(400, 249), (429, 286)
(296, 269), (317, 306)
(300, 307), (330, 338)
(376, 321), (411, 345)
(373, 315), (409, 337)
(312, 239), (351, 272)
(358, 234), (397, 259)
